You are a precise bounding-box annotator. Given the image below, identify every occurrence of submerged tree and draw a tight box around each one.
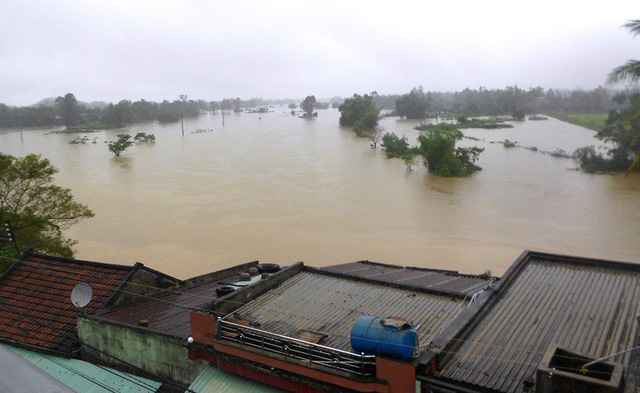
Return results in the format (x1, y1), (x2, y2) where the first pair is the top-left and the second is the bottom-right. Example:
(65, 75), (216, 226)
(0, 153), (94, 258)
(338, 92), (377, 126)
(381, 133), (412, 159)
(416, 124), (484, 177)
(301, 95), (317, 117)
(353, 110), (380, 137)
(108, 134), (134, 156)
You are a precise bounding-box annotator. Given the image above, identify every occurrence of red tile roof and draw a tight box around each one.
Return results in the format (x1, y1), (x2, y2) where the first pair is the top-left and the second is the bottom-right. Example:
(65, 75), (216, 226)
(0, 251), (134, 354)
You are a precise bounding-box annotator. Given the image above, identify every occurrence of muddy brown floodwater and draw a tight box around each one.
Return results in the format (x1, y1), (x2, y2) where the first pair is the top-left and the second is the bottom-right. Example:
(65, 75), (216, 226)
(1, 108), (639, 278)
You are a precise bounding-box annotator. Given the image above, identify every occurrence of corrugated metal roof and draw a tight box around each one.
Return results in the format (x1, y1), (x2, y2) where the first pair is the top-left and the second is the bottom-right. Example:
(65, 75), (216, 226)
(6, 344), (162, 393)
(99, 269), (262, 338)
(435, 253), (640, 393)
(187, 365), (282, 393)
(232, 270), (467, 353)
(0, 251), (133, 353)
(322, 261), (492, 296)
(0, 344), (74, 393)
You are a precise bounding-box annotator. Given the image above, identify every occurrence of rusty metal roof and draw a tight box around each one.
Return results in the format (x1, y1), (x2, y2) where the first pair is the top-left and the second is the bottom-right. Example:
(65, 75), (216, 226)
(322, 261), (492, 296)
(96, 262), (261, 338)
(230, 269), (469, 354)
(431, 251), (640, 393)
(0, 251), (134, 354)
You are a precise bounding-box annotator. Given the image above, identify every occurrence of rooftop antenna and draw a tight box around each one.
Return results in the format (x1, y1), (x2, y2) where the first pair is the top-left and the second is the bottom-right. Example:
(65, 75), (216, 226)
(71, 282), (93, 315)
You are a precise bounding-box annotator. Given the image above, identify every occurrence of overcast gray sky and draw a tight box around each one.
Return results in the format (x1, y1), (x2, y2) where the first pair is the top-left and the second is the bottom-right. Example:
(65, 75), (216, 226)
(0, 1), (637, 106)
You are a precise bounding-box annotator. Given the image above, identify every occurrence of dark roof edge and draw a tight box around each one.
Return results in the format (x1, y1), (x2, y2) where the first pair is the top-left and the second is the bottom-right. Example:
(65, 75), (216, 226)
(304, 266), (467, 299)
(183, 260), (259, 286)
(355, 260), (460, 275)
(525, 250), (640, 271)
(418, 250), (533, 369)
(101, 262), (147, 310)
(25, 250), (134, 271)
(137, 264), (183, 285)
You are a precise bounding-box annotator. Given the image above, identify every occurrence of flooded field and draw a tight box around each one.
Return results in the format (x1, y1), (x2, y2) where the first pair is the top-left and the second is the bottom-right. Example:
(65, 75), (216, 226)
(1, 108), (639, 278)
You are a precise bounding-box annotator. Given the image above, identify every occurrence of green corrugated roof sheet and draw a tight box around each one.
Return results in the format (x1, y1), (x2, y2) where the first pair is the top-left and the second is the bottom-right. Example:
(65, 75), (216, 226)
(6, 345), (162, 393)
(187, 365), (283, 393)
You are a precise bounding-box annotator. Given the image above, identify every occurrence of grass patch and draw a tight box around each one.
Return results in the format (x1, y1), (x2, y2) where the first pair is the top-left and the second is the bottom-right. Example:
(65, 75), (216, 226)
(550, 113), (608, 131)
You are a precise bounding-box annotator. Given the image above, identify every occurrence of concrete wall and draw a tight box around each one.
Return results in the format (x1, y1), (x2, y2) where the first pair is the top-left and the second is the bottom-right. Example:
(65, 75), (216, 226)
(77, 316), (207, 386)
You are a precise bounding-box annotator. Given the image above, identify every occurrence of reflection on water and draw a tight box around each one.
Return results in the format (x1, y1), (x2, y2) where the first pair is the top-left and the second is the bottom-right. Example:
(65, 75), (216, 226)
(110, 156), (133, 171)
(1, 108), (639, 278)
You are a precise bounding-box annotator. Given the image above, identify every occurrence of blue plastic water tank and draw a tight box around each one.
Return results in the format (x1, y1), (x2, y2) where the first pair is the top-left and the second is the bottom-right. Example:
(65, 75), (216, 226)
(350, 316), (418, 360)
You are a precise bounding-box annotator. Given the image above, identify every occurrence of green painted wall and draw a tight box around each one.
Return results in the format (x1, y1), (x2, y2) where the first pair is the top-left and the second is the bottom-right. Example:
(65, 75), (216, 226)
(77, 316), (207, 386)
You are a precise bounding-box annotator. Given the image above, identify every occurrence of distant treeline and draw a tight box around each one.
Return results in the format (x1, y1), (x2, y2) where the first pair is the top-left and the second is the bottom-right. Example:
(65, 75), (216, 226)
(0, 95), (313, 129)
(370, 86), (618, 116)
(0, 86), (621, 129)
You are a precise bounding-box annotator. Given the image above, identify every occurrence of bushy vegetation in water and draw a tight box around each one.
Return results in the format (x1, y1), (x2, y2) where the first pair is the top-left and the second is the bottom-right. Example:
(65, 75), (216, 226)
(338, 92), (378, 127)
(382, 124), (484, 177)
(381, 133), (412, 159)
(575, 93), (640, 173)
(416, 125), (484, 177)
(108, 134), (134, 156)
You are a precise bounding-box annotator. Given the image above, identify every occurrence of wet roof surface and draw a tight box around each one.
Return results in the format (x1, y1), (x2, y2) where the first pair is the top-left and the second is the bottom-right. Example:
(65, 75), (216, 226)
(322, 261), (492, 296)
(0, 251), (132, 354)
(99, 269), (261, 338)
(435, 253), (640, 393)
(232, 270), (468, 353)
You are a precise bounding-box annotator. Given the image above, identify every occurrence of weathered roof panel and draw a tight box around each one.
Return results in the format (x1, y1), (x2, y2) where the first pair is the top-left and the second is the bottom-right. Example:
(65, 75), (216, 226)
(322, 261), (491, 296)
(98, 263), (261, 338)
(6, 344), (162, 393)
(187, 365), (283, 393)
(232, 270), (468, 353)
(0, 344), (74, 393)
(435, 253), (640, 393)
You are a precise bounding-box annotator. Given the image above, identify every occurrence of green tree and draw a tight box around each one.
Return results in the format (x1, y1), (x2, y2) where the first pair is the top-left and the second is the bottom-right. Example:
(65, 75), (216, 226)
(0, 153), (94, 258)
(576, 93), (640, 173)
(381, 133), (412, 158)
(353, 110), (380, 137)
(395, 87), (430, 119)
(108, 134), (134, 156)
(512, 109), (525, 120)
(338, 92), (377, 126)
(416, 124), (484, 177)
(55, 93), (78, 128)
(301, 95), (317, 117)
(606, 19), (640, 172)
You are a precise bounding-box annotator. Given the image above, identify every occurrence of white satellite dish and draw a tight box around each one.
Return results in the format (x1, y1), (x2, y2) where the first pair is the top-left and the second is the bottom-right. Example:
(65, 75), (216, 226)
(71, 283), (93, 308)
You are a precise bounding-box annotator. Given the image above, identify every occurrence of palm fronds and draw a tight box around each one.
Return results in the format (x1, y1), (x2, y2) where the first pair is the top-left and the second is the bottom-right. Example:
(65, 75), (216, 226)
(607, 60), (640, 84)
(622, 19), (640, 36)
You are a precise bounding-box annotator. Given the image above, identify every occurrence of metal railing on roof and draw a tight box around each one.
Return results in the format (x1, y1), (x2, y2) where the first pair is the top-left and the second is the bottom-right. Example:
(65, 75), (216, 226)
(218, 319), (376, 378)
